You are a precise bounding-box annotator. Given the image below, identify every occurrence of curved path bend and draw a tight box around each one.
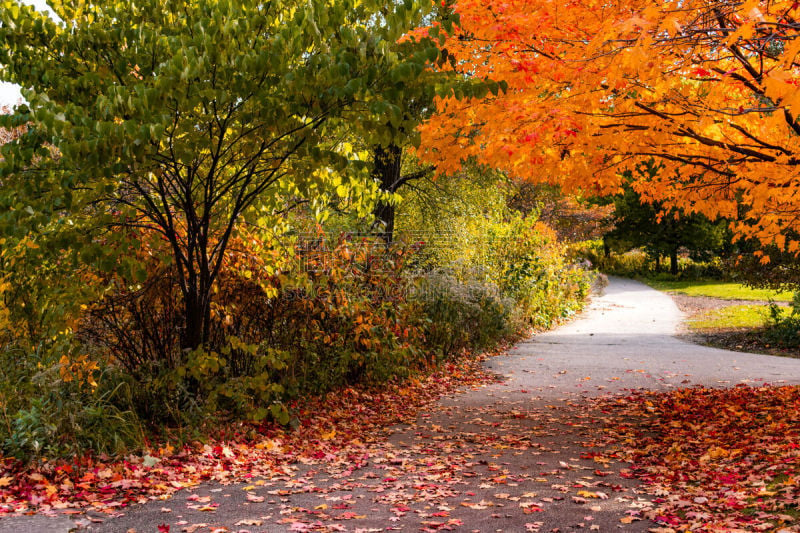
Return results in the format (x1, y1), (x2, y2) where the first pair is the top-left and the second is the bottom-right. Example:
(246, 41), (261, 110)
(489, 276), (800, 396)
(10, 277), (800, 533)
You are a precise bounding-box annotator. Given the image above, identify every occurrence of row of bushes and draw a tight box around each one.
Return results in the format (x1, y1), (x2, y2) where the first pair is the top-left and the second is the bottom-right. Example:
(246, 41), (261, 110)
(0, 217), (591, 461)
(572, 240), (725, 280)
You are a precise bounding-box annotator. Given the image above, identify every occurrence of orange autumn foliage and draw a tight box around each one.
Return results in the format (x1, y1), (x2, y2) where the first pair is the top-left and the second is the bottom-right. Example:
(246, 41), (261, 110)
(418, 0), (800, 254)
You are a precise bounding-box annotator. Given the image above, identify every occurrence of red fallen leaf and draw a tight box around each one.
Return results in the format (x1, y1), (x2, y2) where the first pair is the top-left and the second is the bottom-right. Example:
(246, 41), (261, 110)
(157, 524), (170, 533)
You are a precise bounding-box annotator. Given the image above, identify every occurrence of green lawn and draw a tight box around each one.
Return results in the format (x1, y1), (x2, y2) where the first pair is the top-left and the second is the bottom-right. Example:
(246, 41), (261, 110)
(642, 279), (793, 302)
(687, 305), (769, 331)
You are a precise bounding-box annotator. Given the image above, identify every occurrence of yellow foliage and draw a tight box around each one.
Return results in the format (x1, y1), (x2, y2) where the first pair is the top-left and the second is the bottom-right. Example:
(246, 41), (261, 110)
(59, 354), (100, 390)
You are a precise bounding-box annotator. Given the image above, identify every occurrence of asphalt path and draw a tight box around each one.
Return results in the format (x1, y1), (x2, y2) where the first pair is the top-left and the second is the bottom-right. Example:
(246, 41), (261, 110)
(10, 276), (800, 533)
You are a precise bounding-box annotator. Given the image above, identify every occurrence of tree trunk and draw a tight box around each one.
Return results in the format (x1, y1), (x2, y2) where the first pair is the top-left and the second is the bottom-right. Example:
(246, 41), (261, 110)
(182, 285), (211, 351)
(180, 253), (213, 352)
(371, 144), (402, 243)
(670, 248), (679, 275)
(655, 254), (661, 272)
(183, 294), (203, 351)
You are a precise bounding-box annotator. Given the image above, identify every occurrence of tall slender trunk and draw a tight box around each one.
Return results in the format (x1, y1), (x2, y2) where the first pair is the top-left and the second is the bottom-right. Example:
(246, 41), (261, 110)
(670, 248), (679, 275)
(371, 144), (402, 243)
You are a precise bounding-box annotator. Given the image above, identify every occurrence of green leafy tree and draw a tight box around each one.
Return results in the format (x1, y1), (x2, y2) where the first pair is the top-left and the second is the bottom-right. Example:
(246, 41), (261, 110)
(604, 166), (730, 275)
(363, 1), (500, 242)
(0, 0), (450, 351)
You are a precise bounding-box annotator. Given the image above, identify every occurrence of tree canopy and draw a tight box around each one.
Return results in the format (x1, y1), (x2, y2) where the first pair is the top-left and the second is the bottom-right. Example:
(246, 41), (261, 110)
(417, 0), (800, 255)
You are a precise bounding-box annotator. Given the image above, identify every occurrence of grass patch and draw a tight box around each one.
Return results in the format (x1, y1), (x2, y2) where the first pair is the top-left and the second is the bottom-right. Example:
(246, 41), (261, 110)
(687, 305), (769, 331)
(642, 279), (793, 301)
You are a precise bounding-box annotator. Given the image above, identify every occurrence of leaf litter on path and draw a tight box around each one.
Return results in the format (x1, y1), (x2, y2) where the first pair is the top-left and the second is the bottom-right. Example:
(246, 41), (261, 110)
(2, 343), (799, 533)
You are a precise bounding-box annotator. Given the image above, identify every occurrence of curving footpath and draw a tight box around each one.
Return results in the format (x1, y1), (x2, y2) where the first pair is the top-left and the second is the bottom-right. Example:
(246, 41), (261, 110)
(6, 276), (800, 533)
(489, 276), (800, 397)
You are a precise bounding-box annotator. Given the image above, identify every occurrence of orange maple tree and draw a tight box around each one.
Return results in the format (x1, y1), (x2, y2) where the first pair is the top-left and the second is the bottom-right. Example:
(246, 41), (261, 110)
(418, 0), (800, 254)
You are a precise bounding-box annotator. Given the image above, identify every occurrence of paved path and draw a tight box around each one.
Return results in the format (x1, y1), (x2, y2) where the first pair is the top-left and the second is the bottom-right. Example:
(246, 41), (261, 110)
(16, 277), (800, 532)
(490, 276), (800, 396)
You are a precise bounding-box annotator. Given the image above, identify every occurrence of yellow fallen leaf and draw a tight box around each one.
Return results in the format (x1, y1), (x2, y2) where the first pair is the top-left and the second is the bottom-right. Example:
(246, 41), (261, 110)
(255, 439), (281, 452)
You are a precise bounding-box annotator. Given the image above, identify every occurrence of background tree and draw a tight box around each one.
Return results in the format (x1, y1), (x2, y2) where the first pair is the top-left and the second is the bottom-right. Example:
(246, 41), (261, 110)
(605, 182), (731, 275)
(727, 237), (800, 292)
(362, 1), (497, 242)
(508, 183), (614, 244)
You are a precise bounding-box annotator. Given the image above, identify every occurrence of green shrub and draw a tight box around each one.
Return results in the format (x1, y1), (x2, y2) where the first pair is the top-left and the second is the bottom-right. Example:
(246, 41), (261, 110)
(483, 216), (591, 329)
(413, 272), (515, 357)
(572, 241), (650, 277)
(0, 346), (142, 460)
(764, 292), (800, 348)
(0, 220), (591, 460)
